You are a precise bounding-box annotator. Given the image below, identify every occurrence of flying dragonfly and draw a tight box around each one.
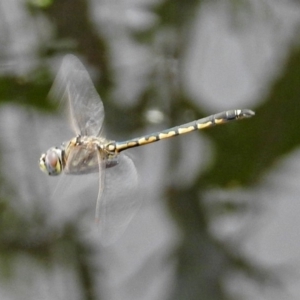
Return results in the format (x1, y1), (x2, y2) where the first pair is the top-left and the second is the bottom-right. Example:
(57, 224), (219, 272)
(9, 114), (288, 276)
(39, 55), (255, 238)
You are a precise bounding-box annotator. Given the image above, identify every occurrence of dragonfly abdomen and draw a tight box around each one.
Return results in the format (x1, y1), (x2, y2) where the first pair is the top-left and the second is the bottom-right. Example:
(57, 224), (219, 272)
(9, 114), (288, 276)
(112, 109), (254, 153)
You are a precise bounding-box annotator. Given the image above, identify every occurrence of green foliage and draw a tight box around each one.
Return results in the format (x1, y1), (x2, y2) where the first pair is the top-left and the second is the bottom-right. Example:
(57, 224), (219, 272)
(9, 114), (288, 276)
(0, 0), (299, 299)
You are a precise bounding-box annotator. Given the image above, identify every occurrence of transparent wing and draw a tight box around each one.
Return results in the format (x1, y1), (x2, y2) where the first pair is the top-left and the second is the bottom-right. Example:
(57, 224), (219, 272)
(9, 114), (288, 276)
(46, 172), (101, 226)
(44, 151), (138, 245)
(51, 55), (104, 137)
(98, 153), (139, 246)
(63, 142), (106, 221)
(44, 145), (104, 226)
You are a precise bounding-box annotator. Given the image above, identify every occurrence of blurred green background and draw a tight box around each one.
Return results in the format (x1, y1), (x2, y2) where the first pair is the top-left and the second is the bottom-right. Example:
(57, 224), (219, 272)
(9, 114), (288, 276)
(0, 0), (300, 299)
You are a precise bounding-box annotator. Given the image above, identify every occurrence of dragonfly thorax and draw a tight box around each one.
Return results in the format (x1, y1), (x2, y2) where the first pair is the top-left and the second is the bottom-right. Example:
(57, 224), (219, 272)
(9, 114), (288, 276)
(58, 136), (119, 175)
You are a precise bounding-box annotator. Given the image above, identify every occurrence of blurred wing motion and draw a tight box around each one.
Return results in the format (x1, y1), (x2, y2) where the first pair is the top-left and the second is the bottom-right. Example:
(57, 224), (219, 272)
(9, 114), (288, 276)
(45, 55), (139, 245)
(50, 55), (105, 137)
(97, 154), (139, 245)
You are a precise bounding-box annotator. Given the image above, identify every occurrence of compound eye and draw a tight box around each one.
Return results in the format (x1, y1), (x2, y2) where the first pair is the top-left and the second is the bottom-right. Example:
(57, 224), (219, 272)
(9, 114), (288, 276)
(46, 150), (59, 169)
(39, 153), (47, 173)
(39, 148), (63, 176)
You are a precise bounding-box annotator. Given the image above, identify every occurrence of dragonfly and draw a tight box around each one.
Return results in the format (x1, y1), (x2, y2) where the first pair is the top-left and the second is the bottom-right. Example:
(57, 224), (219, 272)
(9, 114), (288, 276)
(39, 55), (254, 240)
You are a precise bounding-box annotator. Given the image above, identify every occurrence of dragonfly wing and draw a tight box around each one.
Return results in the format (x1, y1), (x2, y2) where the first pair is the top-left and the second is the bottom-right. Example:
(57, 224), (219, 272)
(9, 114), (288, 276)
(45, 172), (100, 226)
(98, 153), (139, 245)
(95, 149), (106, 223)
(51, 55), (105, 137)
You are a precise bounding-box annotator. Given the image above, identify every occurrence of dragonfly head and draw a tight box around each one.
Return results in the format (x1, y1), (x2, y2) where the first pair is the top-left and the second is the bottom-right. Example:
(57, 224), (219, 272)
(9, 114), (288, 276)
(39, 147), (63, 176)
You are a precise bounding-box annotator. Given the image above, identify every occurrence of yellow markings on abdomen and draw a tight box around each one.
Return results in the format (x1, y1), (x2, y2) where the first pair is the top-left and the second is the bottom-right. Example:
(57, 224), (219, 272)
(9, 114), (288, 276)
(214, 118), (226, 124)
(197, 122), (213, 129)
(178, 126), (196, 134)
(113, 109), (254, 154)
(127, 141), (139, 147)
(137, 136), (158, 145)
(158, 131), (177, 139)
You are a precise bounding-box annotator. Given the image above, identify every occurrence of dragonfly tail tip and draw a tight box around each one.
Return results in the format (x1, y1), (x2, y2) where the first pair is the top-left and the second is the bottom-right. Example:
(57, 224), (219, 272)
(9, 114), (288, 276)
(241, 109), (255, 118)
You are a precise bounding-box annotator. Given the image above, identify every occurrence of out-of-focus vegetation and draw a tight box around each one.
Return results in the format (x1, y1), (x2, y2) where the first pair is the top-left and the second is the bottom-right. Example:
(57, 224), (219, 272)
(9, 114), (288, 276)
(0, 0), (300, 299)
